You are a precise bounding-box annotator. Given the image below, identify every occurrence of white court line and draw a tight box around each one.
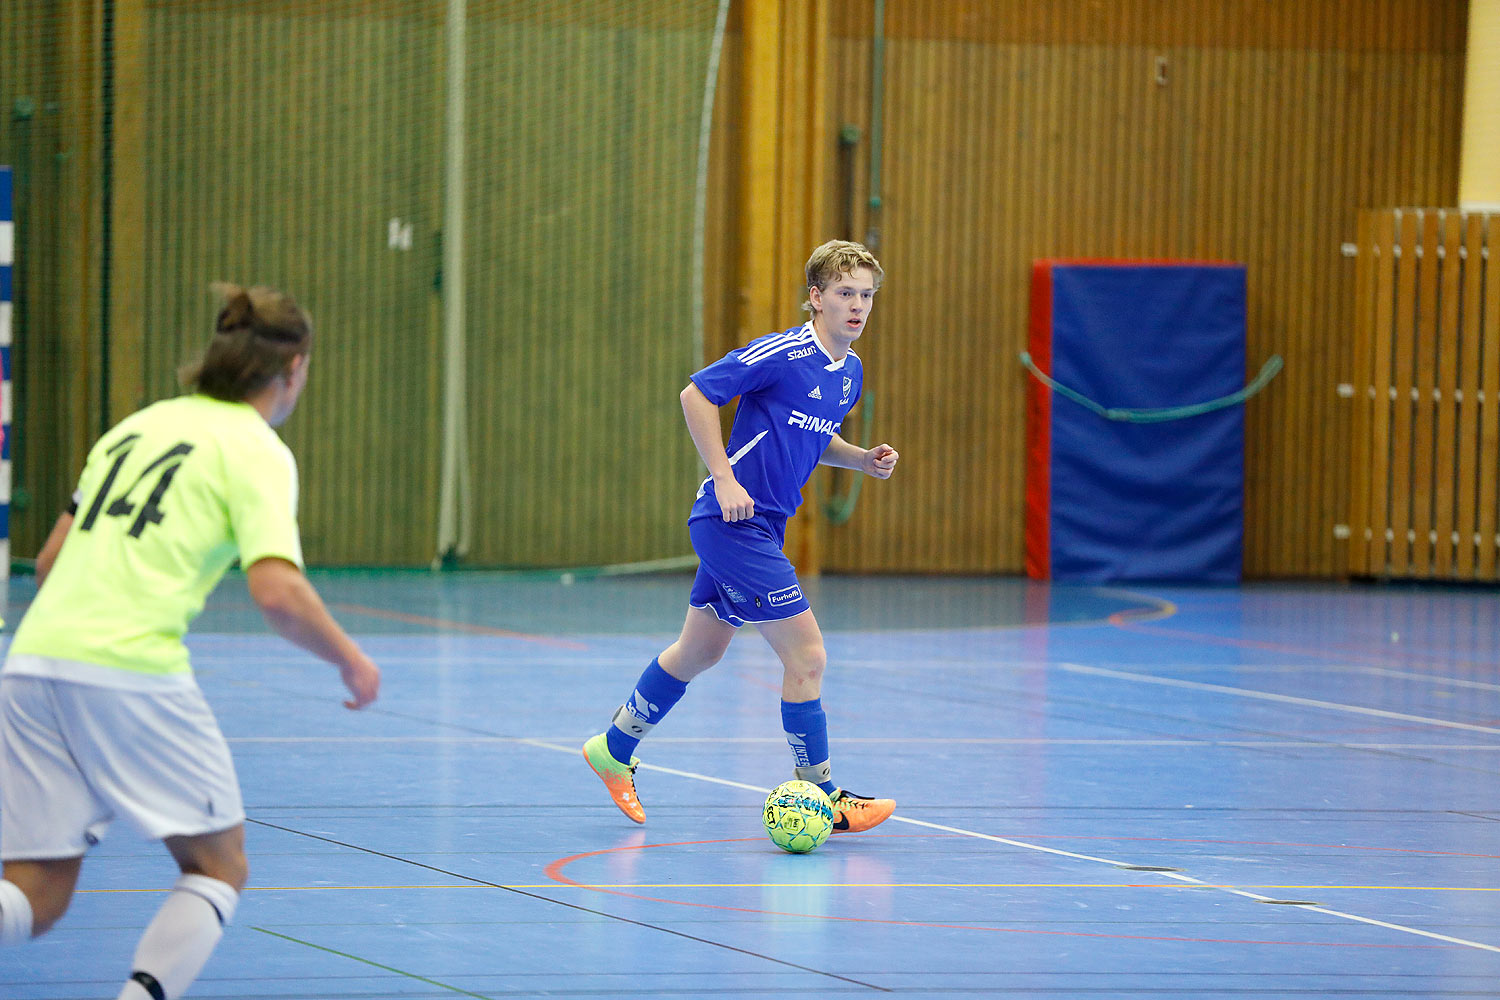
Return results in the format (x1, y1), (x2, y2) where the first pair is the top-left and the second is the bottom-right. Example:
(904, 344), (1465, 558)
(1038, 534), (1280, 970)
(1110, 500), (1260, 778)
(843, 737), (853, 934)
(1068, 662), (1500, 692)
(1060, 662), (1500, 736)
(891, 818), (1500, 951)
(228, 736), (1500, 751)
(1352, 665), (1500, 695)
(520, 737), (1500, 954)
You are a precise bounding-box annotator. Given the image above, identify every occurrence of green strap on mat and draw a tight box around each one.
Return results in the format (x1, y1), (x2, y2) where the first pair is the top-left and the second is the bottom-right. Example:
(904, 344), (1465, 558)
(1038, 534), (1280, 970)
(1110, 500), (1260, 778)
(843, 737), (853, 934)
(1019, 352), (1283, 423)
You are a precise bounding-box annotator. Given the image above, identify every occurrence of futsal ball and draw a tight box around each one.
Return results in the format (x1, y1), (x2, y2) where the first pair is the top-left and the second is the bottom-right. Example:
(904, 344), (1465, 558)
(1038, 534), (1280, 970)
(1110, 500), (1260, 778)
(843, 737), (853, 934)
(763, 780), (834, 854)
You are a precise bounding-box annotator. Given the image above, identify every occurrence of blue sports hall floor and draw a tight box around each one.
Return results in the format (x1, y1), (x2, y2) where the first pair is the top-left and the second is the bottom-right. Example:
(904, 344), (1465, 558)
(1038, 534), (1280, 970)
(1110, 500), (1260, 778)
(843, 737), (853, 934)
(1, 570), (1498, 999)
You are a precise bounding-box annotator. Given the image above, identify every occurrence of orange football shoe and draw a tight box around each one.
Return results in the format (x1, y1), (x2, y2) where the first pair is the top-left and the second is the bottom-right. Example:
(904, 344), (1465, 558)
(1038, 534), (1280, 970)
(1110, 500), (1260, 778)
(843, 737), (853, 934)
(829, 789), (896, 833)
(583, 733), (645, 824)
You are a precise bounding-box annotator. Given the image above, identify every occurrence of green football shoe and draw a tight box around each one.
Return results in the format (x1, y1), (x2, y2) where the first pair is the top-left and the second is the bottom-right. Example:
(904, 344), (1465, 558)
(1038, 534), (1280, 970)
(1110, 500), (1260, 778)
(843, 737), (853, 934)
(582, 733), (645, 824)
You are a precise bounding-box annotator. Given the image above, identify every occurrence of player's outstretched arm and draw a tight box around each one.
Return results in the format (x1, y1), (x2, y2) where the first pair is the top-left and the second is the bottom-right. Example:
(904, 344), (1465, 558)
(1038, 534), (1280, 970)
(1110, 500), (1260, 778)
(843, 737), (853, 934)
(681, 382), (755, 521)
(819, 434), (899, 479)
(246, 557), (381, 709)
(35, 511), (75, 586)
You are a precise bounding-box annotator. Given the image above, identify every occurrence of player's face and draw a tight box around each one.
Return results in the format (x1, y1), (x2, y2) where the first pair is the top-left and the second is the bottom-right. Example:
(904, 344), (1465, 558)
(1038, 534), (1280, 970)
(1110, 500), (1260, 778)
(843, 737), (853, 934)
(811, 267), (877, 342)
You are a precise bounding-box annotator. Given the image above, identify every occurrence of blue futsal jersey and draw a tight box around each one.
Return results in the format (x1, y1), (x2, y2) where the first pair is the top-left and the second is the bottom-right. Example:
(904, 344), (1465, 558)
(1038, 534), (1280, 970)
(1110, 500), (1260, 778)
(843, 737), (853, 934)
(690, 322), (863, 522)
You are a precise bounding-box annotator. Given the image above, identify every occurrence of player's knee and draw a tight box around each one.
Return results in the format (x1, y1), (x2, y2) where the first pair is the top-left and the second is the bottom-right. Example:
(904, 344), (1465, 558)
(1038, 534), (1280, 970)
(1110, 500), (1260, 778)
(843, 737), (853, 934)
(31, 912), (63, 938)
(181, 852), (248, 892)
(804, 644), (828, 677)
(29, 893), (72, 938)
(2, 869), (79, 941)
(703, 635), (734, 665)
(218, 854), (249, 892)
(787, 644), (826, 682)
(682, 636), (731, 669)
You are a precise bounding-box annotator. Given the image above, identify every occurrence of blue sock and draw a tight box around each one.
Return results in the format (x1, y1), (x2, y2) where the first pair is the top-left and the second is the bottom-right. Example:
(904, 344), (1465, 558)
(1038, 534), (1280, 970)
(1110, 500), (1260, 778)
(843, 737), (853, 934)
(781, 698), (835, 795)
(606, 658), (688, 762)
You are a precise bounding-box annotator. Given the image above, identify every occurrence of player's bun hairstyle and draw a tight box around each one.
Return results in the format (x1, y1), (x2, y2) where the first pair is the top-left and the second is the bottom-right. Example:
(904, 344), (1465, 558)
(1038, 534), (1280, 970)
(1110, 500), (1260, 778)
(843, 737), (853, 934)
(802, 240), (884, 314)
(180, 283), (314, 402)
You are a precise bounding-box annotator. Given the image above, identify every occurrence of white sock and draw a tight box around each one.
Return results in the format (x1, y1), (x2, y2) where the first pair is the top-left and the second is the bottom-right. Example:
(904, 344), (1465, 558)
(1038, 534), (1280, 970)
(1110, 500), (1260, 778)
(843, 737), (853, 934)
(0, 878), (34, 945)
(117, 874), (239, 1000)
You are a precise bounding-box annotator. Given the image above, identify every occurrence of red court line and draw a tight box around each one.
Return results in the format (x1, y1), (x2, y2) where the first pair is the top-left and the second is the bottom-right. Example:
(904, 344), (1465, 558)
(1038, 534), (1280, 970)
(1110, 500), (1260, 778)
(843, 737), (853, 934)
(331, 603), (586, 649)
(542, 838), (1444, 949)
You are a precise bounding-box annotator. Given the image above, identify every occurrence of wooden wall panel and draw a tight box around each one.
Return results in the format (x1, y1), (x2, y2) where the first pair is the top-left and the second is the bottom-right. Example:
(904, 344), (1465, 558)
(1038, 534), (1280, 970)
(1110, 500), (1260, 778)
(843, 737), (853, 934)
(804, 0), (1466, 575)
(1347, 209), (1500, 582)
(1366, 211), (1399, 574)
(1482, 218), (1500, 578)
(873, 0), (1467, 50)
(1347, 210), (1376, 575)
(1454, 215), (1485, 577)
(1432, 212), (1463, 576)
(1389, 211), (1417, 574)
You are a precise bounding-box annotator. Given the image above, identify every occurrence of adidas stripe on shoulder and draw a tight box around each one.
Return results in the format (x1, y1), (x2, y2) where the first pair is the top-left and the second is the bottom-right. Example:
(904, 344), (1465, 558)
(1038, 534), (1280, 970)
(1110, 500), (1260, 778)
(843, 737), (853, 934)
(738, 326), (813, 366)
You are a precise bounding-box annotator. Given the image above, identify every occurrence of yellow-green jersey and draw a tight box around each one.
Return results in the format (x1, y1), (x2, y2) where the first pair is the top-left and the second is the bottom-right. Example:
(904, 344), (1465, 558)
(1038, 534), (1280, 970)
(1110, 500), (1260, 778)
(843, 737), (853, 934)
(6, 394), (304, 687)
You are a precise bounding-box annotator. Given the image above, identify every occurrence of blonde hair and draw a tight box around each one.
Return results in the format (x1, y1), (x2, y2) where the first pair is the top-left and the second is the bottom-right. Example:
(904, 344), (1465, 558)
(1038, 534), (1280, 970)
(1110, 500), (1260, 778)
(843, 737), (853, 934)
(802, 240), (884, 313)
(180, 282), (313, 401)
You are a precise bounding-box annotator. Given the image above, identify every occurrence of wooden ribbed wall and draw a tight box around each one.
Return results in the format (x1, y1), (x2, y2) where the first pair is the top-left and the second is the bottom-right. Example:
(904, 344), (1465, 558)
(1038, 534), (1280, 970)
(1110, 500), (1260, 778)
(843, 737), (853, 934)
(5, 1), (1471, 575)
(1348, 210), (1500, 580)
(139, 1), (715, 567)
(136, 3), (446, 565)
(4, 1), (717, 567)
(800, 0), (1467, 575)
(0, 1), (108, 556)
(462, 9), (708, 566)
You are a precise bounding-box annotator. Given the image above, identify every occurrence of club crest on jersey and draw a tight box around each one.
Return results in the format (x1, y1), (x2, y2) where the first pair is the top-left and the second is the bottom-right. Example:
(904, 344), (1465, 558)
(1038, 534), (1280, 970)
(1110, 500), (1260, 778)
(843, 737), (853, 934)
(841, 376), (853, 404)
(787, 410), (841, 434)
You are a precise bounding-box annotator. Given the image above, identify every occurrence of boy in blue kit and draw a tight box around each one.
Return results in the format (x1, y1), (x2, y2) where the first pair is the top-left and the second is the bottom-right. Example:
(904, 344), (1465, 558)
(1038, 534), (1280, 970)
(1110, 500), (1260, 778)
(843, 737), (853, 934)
(583, 240), (899, 833)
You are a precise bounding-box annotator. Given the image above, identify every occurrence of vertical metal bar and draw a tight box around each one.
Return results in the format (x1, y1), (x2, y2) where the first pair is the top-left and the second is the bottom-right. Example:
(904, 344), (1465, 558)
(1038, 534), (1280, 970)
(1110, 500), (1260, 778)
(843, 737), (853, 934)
(100, 0), (114, 433)
(691, 0), (731, 371)
(435, 0), (469, 565)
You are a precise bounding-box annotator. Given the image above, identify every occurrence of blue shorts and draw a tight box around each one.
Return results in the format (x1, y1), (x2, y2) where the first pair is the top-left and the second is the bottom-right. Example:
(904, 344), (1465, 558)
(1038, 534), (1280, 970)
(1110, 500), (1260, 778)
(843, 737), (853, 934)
(687, 514), (811, 627)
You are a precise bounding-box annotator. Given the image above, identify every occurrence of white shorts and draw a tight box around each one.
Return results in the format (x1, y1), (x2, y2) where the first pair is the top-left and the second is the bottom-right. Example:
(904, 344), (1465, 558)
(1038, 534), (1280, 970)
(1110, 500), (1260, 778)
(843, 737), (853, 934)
(0, 675), (244, 860)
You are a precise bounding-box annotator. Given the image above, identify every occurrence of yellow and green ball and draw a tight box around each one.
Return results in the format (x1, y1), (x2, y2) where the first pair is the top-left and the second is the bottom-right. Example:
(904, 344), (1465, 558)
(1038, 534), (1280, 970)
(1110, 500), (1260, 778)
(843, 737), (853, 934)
(763, 780), (834, 853)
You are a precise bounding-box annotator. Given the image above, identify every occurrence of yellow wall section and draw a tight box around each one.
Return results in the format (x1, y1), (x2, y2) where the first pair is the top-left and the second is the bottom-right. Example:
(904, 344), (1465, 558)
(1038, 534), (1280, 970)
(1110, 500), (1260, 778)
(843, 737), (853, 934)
(1460, 0), (1500, 209)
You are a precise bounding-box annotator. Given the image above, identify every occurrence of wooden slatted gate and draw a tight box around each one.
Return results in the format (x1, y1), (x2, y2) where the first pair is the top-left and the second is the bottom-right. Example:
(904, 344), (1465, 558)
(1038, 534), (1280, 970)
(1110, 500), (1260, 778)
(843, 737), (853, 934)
(1347, 209), (1500, 579)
